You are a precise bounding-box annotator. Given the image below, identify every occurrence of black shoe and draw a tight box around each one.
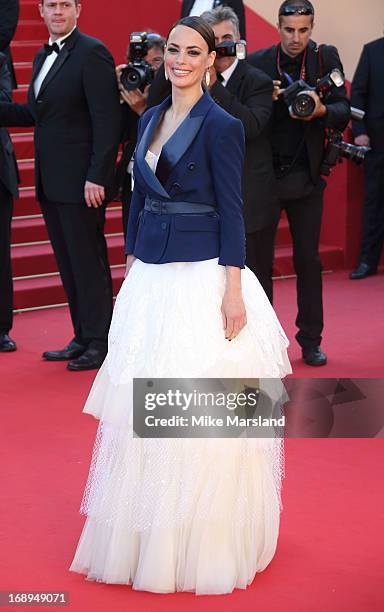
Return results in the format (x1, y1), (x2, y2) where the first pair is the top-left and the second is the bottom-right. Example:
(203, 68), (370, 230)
(349, 263), (377, 280)
(0, 333), (17, 352)
(302, 346), (327, 366)
(43, 339), (86, 361)
(67, 347), (106, 371)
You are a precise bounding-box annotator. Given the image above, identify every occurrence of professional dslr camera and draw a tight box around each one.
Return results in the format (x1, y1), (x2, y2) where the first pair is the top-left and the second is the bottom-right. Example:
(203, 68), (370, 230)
(282, 68), (345, 118)
(320, 107), (371, 176)
(120, 32), (154, 91)
(215, 39), (247, 60)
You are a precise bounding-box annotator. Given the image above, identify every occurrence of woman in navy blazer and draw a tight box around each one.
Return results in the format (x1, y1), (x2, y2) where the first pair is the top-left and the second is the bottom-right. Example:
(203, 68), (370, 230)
(71, 17), (291, 595)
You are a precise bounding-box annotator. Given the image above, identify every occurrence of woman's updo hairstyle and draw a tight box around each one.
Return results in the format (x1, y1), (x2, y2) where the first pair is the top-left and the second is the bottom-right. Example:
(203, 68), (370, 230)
(166, 16), (216, 53)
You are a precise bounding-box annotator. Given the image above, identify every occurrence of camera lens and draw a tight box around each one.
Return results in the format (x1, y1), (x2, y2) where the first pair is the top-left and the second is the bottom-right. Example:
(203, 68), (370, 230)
(291, 92), (316, 117)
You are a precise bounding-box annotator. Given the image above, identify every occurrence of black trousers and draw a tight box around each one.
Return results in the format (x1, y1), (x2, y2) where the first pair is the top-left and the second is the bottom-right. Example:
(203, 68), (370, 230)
(280, 179), (325, 350)
(246, 225), (276, 304)
(40, 199), (113, 349)
(359, 151), (384, 269)
(0, 184), (13, 334)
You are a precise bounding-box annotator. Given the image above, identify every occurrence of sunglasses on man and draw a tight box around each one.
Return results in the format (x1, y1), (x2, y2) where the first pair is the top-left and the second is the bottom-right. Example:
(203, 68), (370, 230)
(279, 5), (314, 16)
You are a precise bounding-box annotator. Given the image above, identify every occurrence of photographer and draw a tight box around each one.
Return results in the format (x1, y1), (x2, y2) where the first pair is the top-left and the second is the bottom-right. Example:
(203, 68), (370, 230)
(248, 0), (350, 366)
(201, 6), (278, 301)
(349, 37), (384, 280)
(115, 33), (165, 238)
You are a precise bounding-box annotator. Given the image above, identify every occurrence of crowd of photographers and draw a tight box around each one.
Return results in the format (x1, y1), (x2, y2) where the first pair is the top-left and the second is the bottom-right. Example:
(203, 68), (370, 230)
(1, 0), (383, 371)
(114, 0), (371, 368)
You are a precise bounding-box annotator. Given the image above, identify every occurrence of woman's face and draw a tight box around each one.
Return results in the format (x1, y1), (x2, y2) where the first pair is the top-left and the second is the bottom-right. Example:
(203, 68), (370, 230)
(164, 25), (215, 89)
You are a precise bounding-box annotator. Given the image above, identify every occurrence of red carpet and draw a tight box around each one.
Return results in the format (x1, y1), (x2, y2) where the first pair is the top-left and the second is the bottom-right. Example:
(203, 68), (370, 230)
(1, 271), (383, 611)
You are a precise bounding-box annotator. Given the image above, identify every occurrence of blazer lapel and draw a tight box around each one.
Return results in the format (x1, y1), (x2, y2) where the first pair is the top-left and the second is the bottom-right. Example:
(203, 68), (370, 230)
(157, 91), (213, 186)
(31, 48), (46, 90)
(226, 60), (247, 95)
(135, 99), (172, 199)
(37, 28), (80, 97)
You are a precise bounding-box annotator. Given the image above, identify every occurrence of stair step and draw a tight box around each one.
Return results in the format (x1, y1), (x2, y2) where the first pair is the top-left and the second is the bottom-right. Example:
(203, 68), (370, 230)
(13, 243), (344, 311)
(13, 84), (29, 103)
(272, 244), (344, 276)
(11, 40), (42, 62)
(11, 234), (125, 277)
(13, 266), (125, 310)
(14, 188), (39, 216)
(11, 208), (124, 244)
(275, 218), (291, 247)
(14, 20), (47, 42)
(18, 159), (34, 186)
(20, 1), (40, 21)
(11, 132), (34, 159)
(14, 61), (33, 84)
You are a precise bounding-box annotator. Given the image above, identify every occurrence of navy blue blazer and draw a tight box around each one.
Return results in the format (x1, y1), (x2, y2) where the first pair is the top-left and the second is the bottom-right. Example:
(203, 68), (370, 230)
(125, 91), (246, 268)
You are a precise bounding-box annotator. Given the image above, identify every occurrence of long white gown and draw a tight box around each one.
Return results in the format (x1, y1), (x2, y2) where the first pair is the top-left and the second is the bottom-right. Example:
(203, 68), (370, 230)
(69, 151), (292, 595)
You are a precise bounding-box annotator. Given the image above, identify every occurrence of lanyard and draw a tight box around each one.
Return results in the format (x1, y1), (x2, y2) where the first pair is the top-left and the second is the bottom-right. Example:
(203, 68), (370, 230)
(277, 44), (308, 83)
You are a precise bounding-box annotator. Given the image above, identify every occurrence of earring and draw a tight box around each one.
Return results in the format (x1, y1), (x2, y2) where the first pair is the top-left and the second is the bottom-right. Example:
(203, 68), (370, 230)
(205, 69), (210, 87)
(164, 67), (169, 81)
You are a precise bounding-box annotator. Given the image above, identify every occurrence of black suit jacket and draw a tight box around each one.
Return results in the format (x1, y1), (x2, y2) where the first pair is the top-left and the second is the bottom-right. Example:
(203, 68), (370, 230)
(210, 60), (277, 231)
(0, 0), (19, 89)
(351, 37), (384, 152)
(181, 0), (246, 39)
(0, 28), (121, 204)
(0, 53), (18, 198)
(248, 40), (350, 182)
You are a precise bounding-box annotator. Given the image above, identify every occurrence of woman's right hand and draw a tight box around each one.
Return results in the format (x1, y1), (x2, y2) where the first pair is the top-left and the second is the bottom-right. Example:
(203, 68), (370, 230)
(125, 254), (136, 279)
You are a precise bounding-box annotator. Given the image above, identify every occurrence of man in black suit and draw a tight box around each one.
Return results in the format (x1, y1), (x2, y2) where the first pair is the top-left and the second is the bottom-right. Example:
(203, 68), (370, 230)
(0, 53), (19, 352)
(0, 0), (121, 370)
(0, 0), (19, 89)
(181, 0), (245, 39)
(201, 5), (277, 301)
(248, 0), (350, 366)
(350, 37), (384, 280)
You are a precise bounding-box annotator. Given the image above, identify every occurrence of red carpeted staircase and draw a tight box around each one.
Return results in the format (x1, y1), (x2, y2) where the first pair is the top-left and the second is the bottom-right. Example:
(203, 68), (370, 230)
(9, 0), (344, 311)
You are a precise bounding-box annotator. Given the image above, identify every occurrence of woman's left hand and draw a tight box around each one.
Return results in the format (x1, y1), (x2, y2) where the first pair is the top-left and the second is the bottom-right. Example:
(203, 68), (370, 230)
(221, 290), (247, 341)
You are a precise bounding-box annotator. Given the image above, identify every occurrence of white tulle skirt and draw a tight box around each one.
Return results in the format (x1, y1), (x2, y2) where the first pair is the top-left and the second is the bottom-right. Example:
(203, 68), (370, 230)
(69, 258), (292, 595)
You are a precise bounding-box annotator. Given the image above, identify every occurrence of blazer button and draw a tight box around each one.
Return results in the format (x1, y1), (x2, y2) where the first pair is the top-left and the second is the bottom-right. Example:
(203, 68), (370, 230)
(161, 222), (167, 230)
(188, 162), (196, 171)
(172, 182), (181, 192)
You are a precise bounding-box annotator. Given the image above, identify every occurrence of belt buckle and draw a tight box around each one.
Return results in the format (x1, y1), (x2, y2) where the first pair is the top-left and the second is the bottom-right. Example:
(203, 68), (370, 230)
(150, 200), (162, 214)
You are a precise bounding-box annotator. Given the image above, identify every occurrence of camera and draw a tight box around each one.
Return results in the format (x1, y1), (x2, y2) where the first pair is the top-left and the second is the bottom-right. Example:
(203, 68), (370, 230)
(215, 40), (247, 60)
(282, 68), (345, 118)
(120, 32), (154, 91)
(321, 107), (371, 176)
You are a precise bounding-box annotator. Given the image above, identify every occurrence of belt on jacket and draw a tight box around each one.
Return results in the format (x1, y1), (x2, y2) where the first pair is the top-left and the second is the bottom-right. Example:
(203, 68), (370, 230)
(144, 197), (216, 215)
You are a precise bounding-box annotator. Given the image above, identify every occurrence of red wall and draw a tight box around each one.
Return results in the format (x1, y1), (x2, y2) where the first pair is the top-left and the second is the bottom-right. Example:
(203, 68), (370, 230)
(78, 0), (363, 268)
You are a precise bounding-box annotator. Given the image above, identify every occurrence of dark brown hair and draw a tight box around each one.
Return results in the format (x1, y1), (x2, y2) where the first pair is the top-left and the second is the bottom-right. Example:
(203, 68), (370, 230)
(166, 16), (216, 53)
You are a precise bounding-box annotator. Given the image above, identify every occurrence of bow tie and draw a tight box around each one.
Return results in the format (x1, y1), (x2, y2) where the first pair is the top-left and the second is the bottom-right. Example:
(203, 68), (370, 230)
(44, 42), (60, 56)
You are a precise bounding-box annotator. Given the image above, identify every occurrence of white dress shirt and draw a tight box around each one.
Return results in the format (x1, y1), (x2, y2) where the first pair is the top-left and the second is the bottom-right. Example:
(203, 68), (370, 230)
(220, 58), (239, 87)
(188, 0), (215, 16)
(34, 26), (77, 98)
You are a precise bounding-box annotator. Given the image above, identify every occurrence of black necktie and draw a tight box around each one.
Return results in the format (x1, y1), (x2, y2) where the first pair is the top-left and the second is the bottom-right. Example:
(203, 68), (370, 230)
(217, 72), (224, 83)
(44, 42), (60, 56)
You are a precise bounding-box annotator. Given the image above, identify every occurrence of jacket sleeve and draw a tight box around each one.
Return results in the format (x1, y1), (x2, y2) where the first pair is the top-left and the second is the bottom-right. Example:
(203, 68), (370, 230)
(320, 45), (350, 131)
(0, 56), (12, 102)
(124, 115), (146, 255)
(82, 43), (122, 186)
(0, 0), (19, 52)
(350, 45), (369, 137)
(210, 116), (246, 268)
(210, 68), (273, 139)
(0, 100), (34, 126)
